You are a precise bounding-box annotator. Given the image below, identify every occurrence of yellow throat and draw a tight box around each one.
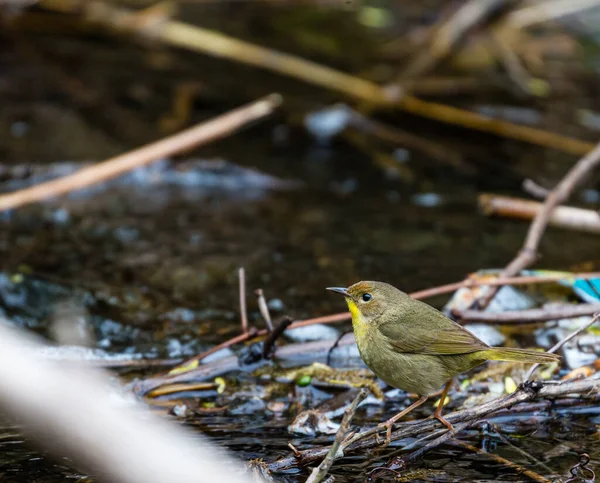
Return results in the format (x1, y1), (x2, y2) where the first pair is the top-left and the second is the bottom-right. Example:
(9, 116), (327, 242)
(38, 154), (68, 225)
(345, 298), (369, 341)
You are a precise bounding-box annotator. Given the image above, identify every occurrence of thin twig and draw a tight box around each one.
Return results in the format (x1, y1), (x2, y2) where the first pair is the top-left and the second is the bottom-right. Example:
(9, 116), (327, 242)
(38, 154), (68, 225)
(526, 312), (600, 380)
(478, 141), (600, 308)
(451, 440), (552, 483)
(523, 179), (551, 199)
(490, 424), (556, 476)
(305, 389), (367, 483)
(262, 316), (293, 360)
(239, 267), (248, 335)
(255, 289), (274, 332)
(36, 0), (597, 156)
(0, 94), (282, 211)
(455, 304), (600, 324)
(507, 0), (600, 28)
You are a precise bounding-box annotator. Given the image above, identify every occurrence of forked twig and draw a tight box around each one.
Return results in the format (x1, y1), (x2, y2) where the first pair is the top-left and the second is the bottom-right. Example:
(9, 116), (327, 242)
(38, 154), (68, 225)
(477, 141), (600, 308)
(526, 312), (600, 380)
(305, 389), (367, 483)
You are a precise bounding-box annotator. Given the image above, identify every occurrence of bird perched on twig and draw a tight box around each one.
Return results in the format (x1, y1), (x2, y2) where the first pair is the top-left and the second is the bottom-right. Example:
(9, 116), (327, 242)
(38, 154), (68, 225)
(327, 281), (560, 444)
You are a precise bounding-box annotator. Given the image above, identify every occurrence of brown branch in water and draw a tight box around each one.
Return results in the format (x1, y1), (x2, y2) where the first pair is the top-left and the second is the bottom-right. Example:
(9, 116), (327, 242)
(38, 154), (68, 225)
(238, 267), (249, 335)
(0, 94), (282, 211)
(305, 389), (367, 483)
(267, 378), (600, 473)
(477, 142), (600, 309)
(526, 312), (600, 380)
(479, 194), (600, 234)
(256, 289), (274, 332)
(35, 0), (596, 156)
(450, 440), (552, 483)
(455, 304), (600, 324)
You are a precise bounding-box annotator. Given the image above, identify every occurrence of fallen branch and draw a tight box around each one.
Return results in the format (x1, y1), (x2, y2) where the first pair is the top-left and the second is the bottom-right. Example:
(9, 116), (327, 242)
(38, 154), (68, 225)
(35, 0), (596, 156)
(267, 378), (600, 472)
(455, 303), (600, 324)
(305, 389), (367, 483)
(479, 194), (600, 234)
(477, 141), (600, 308)
(0, 94), (282, 211)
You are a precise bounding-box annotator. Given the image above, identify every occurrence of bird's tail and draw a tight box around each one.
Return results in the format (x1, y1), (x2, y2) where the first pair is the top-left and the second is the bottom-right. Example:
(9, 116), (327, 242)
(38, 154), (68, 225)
(483, 347), (560, 364)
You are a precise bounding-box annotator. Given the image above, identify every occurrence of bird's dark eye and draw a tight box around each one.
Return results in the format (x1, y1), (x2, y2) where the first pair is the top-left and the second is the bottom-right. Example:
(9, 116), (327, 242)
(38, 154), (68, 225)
(362, 293), (372, 302)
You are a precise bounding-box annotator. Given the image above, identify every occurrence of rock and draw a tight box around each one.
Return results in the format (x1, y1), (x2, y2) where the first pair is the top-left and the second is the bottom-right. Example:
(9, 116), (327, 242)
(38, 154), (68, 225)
(284, 324), (340, 342)
(288, 409), (340, 436)
(464, 324), (506, 347)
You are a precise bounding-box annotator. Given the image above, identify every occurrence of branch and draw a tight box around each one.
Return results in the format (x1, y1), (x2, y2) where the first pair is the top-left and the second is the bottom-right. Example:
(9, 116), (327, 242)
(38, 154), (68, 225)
(478, 141), (600, 308)
(479, 194), (600, 234)
(455, 303), (600, 324)
(0, 94), (281, 211)
(305, 389), (367, 483)
(267, 379), (600, 472)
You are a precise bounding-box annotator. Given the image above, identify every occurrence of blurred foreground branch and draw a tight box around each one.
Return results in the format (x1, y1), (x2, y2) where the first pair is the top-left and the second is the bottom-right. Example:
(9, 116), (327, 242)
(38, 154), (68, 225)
(0, 321), (256, 483)
(0, 94), (281, 211)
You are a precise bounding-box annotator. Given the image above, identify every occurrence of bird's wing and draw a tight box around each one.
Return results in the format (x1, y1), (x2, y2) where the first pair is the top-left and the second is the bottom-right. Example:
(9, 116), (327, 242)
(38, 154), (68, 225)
(378, 299), (489, 356)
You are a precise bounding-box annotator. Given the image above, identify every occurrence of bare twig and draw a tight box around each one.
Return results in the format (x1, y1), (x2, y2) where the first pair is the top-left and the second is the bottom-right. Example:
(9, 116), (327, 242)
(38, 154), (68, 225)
(239, 268), (249, 335)
(398, 0), (513, 80)
(305, 389), (367, 483)
(267, 379), (600, 472)
(35, 0), (596, 156)
(479, 194), (600, 234)
(523, 179), (551, 199)
(455, 304), (600, 324)
(262, 316), (293, 360)
(490, 424), (556, 476)
(0, 95), (281, 211)
(526, 312), (600, 380)
(478, 142), (600, 308)
(255, 289), (274, 332)
(451, 440), (552, 483)
(508, 0), (600, 28)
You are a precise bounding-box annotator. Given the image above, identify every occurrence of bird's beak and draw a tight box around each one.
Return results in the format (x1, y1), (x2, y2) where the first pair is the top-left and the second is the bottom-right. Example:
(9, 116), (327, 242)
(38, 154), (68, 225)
(326, 287), (350, 297)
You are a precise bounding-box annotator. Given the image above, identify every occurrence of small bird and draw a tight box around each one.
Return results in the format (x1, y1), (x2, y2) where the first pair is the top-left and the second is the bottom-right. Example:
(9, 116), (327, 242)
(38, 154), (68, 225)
(327, 281), (560, 443)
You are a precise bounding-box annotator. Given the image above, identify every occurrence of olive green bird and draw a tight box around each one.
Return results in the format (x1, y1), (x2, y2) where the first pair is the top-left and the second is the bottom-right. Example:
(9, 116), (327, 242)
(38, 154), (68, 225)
(327, 281), (560, 443)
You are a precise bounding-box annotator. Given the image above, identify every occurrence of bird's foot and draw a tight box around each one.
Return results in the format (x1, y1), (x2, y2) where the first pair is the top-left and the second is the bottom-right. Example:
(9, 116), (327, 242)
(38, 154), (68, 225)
(427, 413), (455, 434)
(376, 419), (395, 446)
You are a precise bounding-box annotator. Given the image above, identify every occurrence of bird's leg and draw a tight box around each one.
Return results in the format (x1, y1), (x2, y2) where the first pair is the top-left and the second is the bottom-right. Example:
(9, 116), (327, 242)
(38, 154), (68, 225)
(427, 380), (455, 434)
(378, 396), (428, 445)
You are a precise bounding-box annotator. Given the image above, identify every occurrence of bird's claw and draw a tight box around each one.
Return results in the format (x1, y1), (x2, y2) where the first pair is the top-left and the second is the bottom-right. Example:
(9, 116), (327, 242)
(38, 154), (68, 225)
(376, 420), (394, 446)
(428, 413), (455, 435)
